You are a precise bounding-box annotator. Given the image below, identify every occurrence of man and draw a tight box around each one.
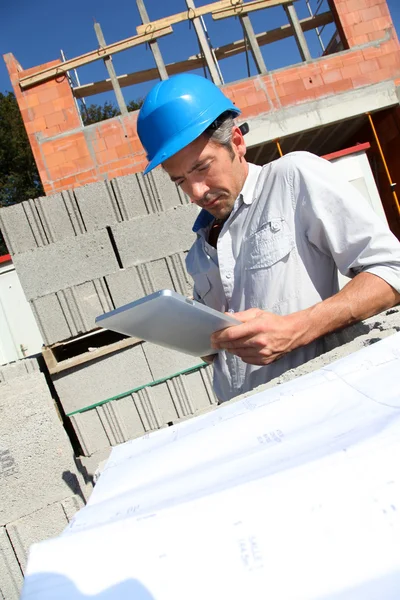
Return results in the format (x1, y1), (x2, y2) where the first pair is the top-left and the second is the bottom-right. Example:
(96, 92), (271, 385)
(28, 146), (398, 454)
(137, 73), (400, 402)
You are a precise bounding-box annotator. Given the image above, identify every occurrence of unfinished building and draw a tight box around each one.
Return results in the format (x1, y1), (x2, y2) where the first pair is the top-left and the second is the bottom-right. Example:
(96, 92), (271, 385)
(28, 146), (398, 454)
(1, 1), (400, 596)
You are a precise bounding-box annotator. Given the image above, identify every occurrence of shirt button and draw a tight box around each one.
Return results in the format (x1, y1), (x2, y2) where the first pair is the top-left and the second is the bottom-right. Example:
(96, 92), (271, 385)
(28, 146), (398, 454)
(271, 221), (281, 232)
(226, 274), (231, 279)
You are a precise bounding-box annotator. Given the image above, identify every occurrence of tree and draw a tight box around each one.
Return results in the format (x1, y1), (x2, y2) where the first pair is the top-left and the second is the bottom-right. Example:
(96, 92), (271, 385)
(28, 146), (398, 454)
(81, 98), (143, 125)
(0, 92), (44, 208)
(0, 91), (44, 254)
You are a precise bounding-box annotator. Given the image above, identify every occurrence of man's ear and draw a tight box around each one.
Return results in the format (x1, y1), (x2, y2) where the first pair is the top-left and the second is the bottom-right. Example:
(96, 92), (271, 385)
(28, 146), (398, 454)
(231, 125), (246, 158)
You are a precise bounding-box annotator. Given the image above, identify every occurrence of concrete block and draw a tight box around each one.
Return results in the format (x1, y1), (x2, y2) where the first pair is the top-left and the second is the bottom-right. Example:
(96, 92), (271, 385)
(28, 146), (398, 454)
(77, 447), (112, 486)
(30, 293), (72, 346)
(111, 169), (189, 220)
(142, 342), (201, 381)
(145, 168), (190, 212)
(134, 382), (179, 426)
(97, 395), (150, 443)
(111, 204), (198, 268)
(52, 343), (152, 415)
(166, 365), (217, 418)
(6, 502), (70, 572)
(105, 266), (146, 308)
(31, 279), (114, 345)
(111, 173), (151, 220)
(0, 357), (40, 383)
(0, 526), (23, 600)
(70, 410), (112, 457)
(0, 201), (45, 255)
(0, 372), (85, 525)
(60, 494), (85, 522)
(106, 253), (192, 309)
(12, 229), (120, 300)
(74, 180), (122, 232)
(69, 366), (216, 457)
(34, 189), (85, 244)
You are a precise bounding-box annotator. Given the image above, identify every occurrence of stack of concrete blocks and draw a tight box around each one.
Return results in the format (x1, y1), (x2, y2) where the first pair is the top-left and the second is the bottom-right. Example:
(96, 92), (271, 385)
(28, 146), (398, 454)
(0, 169), (218, 471)
(0, 358), (87, 599)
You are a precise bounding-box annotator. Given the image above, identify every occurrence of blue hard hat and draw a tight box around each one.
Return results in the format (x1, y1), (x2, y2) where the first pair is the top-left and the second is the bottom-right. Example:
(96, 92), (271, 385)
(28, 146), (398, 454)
(137, 73), (241, 174)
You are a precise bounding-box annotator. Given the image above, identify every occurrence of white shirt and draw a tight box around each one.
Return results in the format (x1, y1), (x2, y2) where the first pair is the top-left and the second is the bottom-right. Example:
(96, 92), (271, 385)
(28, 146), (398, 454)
(186, 152), (400, 402)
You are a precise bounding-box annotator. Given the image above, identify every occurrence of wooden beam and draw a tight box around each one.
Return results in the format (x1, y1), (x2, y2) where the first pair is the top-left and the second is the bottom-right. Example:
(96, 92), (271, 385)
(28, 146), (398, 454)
(212, 0), (295, 20)
(73, 12), (333, 99)
(239, 13), (267, 74)
(136, 0), (168, 80)
(94, 22), (128, 115)
(136, 0), (236, 35)
(284, 2), (312, 61)
(19, 25), (173, 89)
(185, 0), (222, 85)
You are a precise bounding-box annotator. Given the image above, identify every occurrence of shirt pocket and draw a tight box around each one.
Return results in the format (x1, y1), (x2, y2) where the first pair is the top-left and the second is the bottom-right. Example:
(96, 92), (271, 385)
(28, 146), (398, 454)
(193, 272), (212, 302)
(244, 218), (295, 270)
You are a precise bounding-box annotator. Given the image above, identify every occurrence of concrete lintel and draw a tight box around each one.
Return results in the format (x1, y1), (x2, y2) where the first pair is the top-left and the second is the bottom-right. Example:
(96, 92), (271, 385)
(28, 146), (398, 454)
(245, 80), (399, 148)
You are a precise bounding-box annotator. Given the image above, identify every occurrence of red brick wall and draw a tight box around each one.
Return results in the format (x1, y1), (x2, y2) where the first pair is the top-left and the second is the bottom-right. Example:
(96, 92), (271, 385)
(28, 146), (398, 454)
(4, 0), (400, 195)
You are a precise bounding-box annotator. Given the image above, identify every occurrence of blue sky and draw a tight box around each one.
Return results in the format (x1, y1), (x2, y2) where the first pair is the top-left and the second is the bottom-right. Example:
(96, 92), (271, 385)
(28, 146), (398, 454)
(1, 0), (399, 107)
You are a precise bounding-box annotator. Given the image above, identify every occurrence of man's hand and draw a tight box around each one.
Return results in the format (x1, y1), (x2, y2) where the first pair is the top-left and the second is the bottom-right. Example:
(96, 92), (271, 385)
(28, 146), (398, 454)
(211, 308), (304, 366)
(210, 273), (400, 367)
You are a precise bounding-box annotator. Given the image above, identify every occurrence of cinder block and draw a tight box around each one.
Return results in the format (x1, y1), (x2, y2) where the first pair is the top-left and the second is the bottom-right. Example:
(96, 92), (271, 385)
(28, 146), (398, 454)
(0, 526), (23, 600)
(145, 168), (190, 212)
(111, 173), (152, 219)
(142, 342), (202, 381)
(74, 180), (122, 231)
(6, 502), (70, 572)
(111, 169), (189, 220)
(105, 266), (146, 308)
(133, 382), (179, 426)
(0, 201), (45, 255)
(105, 252), (192, 309)
(12, 229), (120, 300)
(137, 253), (192, 296)
(34, 189), (85, 244)
(111, 204), (198, 267)
(0, 357), (40, 383)
(52, 343), (153, 415)
(70, 410), (112, 457)
(166, 365), (217, 418)
(30, 293), (72, 346)
(31, 279), (114, 345)
(60, 494), (85, 522)
(77, 447), (112, 485)
(69, 366), (216, 457)
(0, 372), (86, 525)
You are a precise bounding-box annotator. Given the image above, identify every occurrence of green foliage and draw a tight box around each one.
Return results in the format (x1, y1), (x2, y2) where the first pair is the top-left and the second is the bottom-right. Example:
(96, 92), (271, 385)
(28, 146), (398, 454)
(0, 91), (44, 254)
(81, 98), (143, 125)
(0, 92), (44, 208)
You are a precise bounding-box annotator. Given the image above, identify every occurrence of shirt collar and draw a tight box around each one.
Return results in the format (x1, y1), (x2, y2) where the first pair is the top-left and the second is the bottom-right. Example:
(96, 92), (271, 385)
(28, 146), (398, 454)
(192, 162), (262, 232)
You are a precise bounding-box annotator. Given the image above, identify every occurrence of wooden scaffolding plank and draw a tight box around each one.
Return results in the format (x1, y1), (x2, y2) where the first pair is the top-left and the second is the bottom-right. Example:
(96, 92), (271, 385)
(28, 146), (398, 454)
(136, 0), (236, 35)
(239, 13), (268, 74)
(185, 0), (223, 85)
(19, 25), (173, 89)
(136, 0), (168, 81)
(284, 2), (312, 61)
(94, 21), (128, 115)
(72, 11), (333, 99)
(212, 0), (295, 20)
(42, 333), (143, 376)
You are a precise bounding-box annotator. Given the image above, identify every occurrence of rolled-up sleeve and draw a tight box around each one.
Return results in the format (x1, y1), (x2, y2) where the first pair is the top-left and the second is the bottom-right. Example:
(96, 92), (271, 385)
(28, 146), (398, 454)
(291, 152), (400, 293)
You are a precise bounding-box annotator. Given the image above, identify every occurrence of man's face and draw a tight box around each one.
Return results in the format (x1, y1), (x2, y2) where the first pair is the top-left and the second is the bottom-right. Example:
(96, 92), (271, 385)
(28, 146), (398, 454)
(163, 126), (248, 221)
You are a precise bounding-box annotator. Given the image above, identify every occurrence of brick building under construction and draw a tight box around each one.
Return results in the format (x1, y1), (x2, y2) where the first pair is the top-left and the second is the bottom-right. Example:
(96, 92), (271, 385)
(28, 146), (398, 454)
(4, 0), (400, 236)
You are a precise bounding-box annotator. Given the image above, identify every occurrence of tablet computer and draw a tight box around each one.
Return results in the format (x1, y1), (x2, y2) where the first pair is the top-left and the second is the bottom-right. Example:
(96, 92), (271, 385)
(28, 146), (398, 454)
(95, 290), (241, 357)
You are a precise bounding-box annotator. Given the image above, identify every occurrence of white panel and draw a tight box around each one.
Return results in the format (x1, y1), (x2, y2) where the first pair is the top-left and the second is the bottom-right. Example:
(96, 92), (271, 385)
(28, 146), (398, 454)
(329, 150), (388, 289)
(0, 261), (43, 365)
